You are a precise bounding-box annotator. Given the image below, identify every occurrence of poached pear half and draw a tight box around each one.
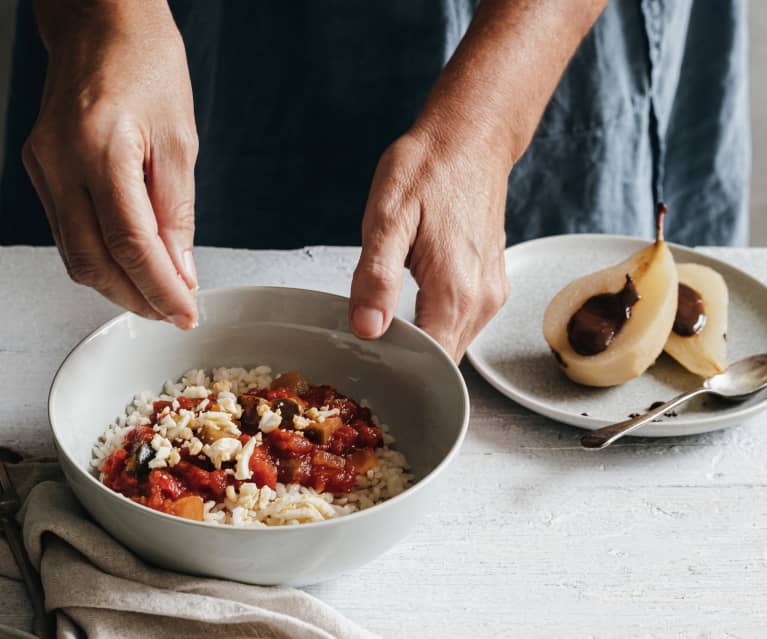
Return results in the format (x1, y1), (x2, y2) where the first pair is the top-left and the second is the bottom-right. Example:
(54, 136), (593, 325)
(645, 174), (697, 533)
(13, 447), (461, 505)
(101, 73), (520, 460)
(663, 263), (728, 377)
(543, 205), (678, 387)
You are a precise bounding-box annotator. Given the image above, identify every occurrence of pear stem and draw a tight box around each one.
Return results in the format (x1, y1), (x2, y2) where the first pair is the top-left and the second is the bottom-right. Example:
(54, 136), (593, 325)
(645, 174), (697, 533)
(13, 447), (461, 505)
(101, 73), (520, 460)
(655, 202), (668, 243)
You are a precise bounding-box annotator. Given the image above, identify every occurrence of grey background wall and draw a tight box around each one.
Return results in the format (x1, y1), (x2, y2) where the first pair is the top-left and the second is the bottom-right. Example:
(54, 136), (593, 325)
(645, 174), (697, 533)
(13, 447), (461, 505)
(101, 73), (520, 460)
(0, 1), (764, 245)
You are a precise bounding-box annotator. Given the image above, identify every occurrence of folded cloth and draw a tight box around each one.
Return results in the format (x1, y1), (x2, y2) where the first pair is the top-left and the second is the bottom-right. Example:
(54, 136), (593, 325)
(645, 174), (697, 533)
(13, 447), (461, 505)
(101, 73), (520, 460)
(4, 461), (377, 639)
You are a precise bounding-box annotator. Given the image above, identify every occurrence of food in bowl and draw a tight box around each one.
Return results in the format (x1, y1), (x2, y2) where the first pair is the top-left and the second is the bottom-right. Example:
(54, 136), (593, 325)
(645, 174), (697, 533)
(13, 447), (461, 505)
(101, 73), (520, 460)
(92, 366), (412, 526)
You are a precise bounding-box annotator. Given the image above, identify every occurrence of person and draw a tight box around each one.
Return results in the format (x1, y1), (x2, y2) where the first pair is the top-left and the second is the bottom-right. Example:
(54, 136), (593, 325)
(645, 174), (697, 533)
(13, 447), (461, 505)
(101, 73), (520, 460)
(0, 0), (750, 361)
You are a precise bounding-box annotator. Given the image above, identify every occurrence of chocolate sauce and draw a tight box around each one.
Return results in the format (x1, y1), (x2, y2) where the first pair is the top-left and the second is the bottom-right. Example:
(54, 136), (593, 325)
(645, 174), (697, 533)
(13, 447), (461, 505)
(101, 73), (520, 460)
(673, 283), (706, 336)
(567, 275), (640, 356)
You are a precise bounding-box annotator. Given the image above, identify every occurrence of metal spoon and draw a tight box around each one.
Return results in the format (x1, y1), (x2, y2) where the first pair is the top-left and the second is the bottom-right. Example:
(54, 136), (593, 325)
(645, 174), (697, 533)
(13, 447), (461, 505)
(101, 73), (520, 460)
(581, 353), (767, 449)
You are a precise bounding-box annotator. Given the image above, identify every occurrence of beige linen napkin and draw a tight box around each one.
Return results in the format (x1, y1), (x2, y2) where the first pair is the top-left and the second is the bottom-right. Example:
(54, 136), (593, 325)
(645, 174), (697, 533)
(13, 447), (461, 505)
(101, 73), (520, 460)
(3, 462), (377, 639)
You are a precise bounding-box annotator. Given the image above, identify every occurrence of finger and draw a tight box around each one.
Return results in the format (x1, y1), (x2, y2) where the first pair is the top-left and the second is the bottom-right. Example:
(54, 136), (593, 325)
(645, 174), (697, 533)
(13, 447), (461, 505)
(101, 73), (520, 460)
(452, 260), (509, 359)
(146, 129), (198, 290)
(52, 184), (164, 320)
(350, 194), (419, 340)
(86, 141), (198, 328)
(413, 282), (464, 362)
(22, 142), (61, 248)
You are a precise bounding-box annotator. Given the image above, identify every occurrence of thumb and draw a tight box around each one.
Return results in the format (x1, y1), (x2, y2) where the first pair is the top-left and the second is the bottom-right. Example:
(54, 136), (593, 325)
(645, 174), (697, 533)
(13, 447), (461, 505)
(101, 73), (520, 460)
(349, 202), (417, 340)
(147, 130), (199, 290)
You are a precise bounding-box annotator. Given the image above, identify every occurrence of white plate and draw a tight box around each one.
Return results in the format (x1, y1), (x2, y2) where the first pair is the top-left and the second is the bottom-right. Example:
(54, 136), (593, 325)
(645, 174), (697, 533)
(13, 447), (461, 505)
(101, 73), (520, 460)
(466, 235), (767, 437)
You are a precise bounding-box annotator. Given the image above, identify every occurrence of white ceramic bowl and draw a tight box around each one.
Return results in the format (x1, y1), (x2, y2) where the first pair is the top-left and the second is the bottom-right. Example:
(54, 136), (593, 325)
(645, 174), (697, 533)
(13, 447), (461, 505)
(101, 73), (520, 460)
(48, 287), (469, 586)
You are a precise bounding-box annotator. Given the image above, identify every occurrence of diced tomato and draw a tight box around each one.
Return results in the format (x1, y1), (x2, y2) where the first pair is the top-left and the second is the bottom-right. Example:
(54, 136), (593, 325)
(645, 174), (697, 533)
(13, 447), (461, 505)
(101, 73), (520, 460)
(101, 447), (142, 496)
(173, 461), (209, 492)
(264, 387), (291, 401)
(150, 400), (172, 423)
(125, 426), (155, 444)
(327, 425), (358, 455)
(176, 396), (198, 411)
(101, 447), (127, 476)
(148, 469), (184, 500)
(301, 385), (337, 408)
(207, 469), (229, 497)
(329, 397), (360, 423)
(266, 429), (314, 459)
(248, 445), (277, 489)
(309, 466), (357, 493)
(311, 450), (346, 470)
(356, 424), (383, 448)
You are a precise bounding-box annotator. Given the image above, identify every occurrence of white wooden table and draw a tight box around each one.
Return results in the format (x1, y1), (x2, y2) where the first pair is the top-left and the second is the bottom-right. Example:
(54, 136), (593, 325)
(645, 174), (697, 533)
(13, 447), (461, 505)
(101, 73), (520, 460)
(2, 245), (767, 638)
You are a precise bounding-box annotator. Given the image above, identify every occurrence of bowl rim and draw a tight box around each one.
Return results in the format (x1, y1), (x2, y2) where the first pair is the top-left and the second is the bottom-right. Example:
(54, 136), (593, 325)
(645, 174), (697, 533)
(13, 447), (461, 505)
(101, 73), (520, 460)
(48, 285), (470, 533)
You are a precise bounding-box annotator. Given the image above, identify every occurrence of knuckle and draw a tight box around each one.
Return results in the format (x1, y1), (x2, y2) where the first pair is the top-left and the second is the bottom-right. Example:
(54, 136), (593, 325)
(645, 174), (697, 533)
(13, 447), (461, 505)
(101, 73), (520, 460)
(375, 193), (402, 224)
(21, 139), (34, 171)
(167, 200), (196, 233)
(104, 228), (154, 272)
(74, 105), (115, 149)
(173, 128), (199, 164)
(65, 252), (110, 289)
(78, 110), (145, 163)
(356, 258), (400, 290)
(25, 127), (56, 163)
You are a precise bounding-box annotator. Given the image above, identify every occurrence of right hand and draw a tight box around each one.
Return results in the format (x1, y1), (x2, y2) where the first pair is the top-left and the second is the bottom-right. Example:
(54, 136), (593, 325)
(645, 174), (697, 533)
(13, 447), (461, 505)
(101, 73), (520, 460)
(23, 1), (199, 328)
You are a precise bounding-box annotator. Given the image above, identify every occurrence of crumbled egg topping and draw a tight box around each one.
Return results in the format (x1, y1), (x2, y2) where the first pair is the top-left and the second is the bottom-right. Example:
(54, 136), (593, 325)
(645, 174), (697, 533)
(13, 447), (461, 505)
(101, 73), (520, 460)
(160, 410), (194, 441)
(216, 390), (242, 418)
(293, 414), (311, 430)
(185, 436), (203, 456)
(197, 411), (241, 437)
(148, 434), (174, 469)
(259, 408), (282, 433)
(235, 435), (258, 480)
(202, 437), (242, 469)
(305, 406), (340, 423)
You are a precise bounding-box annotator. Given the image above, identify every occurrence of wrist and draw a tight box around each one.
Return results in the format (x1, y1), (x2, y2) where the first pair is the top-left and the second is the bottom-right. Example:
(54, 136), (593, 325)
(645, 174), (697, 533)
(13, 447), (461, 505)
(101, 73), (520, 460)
(409, 102), (517, 176)
(35, 0), (175, 54)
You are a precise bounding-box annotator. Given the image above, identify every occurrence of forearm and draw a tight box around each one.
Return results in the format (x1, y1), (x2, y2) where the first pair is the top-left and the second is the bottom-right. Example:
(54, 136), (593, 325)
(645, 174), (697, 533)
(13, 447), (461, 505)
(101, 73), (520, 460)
(33, 0), (174, 52)
(413, 0), (608, 171)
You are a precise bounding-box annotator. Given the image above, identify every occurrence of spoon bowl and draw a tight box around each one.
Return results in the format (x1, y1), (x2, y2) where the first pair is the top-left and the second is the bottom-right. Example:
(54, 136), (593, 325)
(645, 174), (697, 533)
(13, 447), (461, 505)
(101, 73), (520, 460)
(704, 353), (767, 399)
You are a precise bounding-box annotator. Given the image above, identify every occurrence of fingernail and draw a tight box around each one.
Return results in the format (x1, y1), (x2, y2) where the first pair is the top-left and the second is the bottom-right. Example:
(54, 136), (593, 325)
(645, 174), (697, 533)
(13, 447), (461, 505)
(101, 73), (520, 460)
(167, 314), (194, 330)
(352, 306), (384, 339)
(182, 249), (198, 290)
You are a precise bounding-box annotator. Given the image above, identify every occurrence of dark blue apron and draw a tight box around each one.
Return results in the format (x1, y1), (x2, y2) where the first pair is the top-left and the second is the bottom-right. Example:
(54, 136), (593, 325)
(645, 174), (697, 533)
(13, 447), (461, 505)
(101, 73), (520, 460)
(0, 0), (750, 248)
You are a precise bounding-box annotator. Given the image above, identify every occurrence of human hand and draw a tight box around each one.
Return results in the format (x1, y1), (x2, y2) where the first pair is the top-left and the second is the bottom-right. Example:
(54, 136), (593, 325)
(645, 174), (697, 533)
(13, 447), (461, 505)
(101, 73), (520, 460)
(349, 129), (510, 362)
(23, 1), (198, 327)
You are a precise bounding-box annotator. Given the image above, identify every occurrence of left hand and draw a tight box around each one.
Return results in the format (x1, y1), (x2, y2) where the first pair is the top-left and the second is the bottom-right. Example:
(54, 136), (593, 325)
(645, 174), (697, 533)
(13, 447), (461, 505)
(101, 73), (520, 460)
(349, 128), (510, 362)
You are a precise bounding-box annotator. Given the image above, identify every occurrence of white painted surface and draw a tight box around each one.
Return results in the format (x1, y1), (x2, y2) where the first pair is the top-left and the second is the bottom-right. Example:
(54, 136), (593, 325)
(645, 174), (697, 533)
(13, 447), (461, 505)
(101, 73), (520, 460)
(2, 245), (767, 638)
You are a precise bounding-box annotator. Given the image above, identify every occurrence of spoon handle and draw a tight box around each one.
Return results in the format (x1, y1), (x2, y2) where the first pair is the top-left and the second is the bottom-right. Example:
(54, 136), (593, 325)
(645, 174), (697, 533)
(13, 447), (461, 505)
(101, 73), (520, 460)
(580, 387), (710, 449)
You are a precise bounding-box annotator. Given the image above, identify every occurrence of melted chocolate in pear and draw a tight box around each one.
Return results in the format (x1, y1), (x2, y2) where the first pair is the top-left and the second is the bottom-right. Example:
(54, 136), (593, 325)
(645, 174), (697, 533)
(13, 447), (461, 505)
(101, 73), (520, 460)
(567, 275), (640, 356)
(673, 283), (706, 336)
